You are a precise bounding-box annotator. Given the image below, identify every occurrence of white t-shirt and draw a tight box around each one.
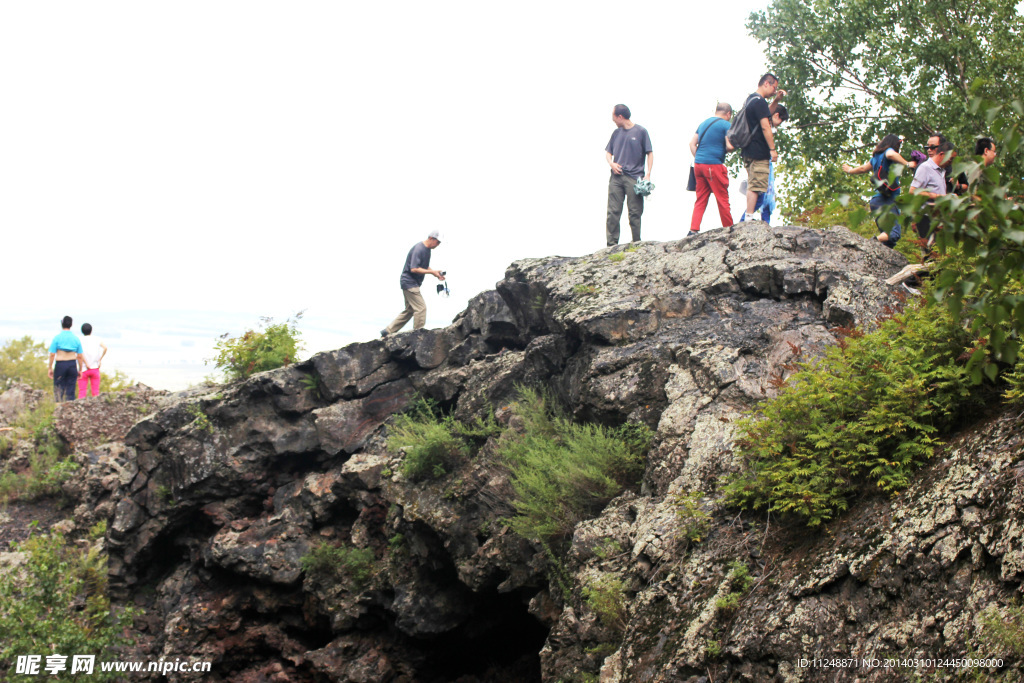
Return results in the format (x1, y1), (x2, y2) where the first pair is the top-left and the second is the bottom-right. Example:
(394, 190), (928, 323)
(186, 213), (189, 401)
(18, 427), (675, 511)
(82, 337), (105, 368)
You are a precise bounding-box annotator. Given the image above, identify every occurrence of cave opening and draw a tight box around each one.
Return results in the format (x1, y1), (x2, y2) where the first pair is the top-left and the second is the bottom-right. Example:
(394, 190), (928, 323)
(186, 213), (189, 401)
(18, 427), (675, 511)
(413, 587), (549, 683)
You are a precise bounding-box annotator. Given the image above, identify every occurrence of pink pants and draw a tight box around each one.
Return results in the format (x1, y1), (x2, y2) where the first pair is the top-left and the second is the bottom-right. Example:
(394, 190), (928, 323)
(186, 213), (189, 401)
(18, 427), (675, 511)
(690, 163), (733, 232)
(78, 368), (101, 398)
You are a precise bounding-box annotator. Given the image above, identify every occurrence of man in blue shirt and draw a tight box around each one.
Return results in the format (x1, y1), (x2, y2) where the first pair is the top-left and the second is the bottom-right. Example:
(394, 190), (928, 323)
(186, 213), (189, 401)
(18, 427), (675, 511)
(605, 104), (654, 246)
(381, 230), (446, 336)
(688, 102), (735, 235)
(47, 315), (85, 402)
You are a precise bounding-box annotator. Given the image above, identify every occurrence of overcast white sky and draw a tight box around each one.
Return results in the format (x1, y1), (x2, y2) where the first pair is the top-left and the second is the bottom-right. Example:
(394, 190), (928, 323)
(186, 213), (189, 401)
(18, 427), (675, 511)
(1, 1), (772, 390)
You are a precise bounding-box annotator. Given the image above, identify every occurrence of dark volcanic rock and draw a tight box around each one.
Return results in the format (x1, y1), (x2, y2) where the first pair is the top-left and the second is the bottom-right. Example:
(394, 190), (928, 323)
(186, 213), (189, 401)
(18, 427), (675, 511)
(38, 225), (1023, 683)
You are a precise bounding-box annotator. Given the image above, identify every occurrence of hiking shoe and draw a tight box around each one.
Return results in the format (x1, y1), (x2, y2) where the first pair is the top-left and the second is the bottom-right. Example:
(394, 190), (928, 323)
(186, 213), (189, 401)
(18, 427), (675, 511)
(685, 230), (699, 238)
(380, 329), (389, 338)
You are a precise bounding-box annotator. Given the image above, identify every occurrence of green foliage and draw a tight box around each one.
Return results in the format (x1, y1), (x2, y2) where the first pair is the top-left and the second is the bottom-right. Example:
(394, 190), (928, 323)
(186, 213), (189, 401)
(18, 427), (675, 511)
(207, 312), (305, 381)
(724, 298), (977, 526)
(88, 520), (107, 540)
(387, 397), (500, 481)
(497, 387), (652, 544)
(705, 639), (723, 659)
(0, 532), (138, 681)
(607, 253), (625, 263)
(582, 574), (628, 632)
(0, 399), (78, 504)
(593, 538), (624, 562)
(96, 369), (136, 394)
(673, 491), (711, 544)
(0, 336), (50, 390)
(299, 372), (322, 398)
(1004, 357), (1024, 405)
(747, 0), (1024, 217)
(922, 97), (1024, 384)
(301, 542), (376, 589)
(186, 403), (213, 434)
(715, 561), (754, 616)
(978, 600), (1024, 658)
(573, 284), (599, 296)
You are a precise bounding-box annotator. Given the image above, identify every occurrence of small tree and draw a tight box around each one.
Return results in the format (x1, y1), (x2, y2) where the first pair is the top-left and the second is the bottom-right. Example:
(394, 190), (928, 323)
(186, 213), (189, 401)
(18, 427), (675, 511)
(1, 336), (50, 390)
(914, 97), (1022, 383)
(207, 312), (305, 381)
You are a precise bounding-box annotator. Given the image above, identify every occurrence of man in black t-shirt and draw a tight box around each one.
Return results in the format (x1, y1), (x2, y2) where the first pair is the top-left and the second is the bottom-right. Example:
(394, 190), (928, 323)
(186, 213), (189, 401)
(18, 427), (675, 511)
(740, 74), (788, 221)
(381, 230), (446, 337)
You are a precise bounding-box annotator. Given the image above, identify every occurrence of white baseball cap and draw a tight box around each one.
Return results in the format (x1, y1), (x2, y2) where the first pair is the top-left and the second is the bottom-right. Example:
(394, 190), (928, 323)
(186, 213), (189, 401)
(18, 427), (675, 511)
(428, 229), (444, 242)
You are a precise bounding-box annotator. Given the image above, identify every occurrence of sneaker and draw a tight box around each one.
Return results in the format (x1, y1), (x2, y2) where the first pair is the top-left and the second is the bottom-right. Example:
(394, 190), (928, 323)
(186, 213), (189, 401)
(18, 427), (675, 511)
(685, 230), (699, 238)
(380, 329), (389, 338)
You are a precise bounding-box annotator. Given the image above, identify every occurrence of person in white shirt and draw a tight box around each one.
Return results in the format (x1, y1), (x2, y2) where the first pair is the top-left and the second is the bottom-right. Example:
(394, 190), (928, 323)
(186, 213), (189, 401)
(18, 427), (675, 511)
(78, 323), (109, 398)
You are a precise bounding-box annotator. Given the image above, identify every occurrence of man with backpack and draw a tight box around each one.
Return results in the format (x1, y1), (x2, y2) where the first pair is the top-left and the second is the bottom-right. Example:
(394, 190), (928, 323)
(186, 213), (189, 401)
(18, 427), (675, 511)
(729, 74), (788, 222)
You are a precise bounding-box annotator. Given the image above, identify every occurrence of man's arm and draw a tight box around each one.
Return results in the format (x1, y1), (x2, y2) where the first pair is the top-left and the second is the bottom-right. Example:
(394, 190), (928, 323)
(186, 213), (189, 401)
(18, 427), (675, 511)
(842, 161), (872, 174)
(48, 352), (55, 379)
(768, 89), (787, 114)
(689, 133), (699, 157)
(606, 151), (623, 175)
(411, 267), (445, 281)
(97, 343), (108, 368)
(77, 353), (85, 373)
(760, 118), (777, 162)
(908, 185), (940, 200)
(644, 151), (653, 180)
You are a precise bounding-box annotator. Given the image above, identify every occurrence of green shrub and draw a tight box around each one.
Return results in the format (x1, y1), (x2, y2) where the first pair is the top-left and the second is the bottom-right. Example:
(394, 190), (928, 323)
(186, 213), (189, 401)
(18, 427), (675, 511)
(497, 387), (652, 544)
(301, 542), (376, 589)
(0, 399), (78, 504)
(1, 336), (50, 390)
(583, 573), (628, 632)
(0, 532), (138, 682)
(186, 403), (213, 434)
(1005, 357), (1024, 405)
(387, 397), (500, 481)
(674, 491), (711, 544)
(979, 600), (1024, 658)
(724, 298), (978, 526)
(715, 561), (754, 616)
(922, 97), (1024, 384)
(607, 253), (625, 263)
(207, 312), (305, 381)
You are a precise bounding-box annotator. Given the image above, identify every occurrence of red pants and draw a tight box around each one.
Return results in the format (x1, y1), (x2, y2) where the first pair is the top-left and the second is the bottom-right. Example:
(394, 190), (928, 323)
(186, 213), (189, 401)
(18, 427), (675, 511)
(690, 163), (732, 232)
(78, 368), (101, 398)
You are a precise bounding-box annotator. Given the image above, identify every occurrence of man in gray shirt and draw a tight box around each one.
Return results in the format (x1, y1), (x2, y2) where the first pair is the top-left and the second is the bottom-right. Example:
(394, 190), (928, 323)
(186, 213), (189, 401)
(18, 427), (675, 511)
(381, 230), (446, 336)
(909, 140), (953, 245)
(605, 104), (654, 246)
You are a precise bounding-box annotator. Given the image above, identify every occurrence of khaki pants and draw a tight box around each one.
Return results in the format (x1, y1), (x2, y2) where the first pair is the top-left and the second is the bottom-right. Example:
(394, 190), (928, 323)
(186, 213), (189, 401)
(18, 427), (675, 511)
(385, 287), (427, 334)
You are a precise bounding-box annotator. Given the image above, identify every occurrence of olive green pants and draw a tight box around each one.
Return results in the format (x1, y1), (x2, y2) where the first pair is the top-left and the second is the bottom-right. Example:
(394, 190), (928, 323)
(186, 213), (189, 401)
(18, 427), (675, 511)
(606, 172), (643, 246)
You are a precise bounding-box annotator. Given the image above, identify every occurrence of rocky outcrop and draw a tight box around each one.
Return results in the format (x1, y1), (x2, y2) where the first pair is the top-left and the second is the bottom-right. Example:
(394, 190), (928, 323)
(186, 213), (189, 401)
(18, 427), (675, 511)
(12, 223), (1023, 682)
(0, 383), (45, 427)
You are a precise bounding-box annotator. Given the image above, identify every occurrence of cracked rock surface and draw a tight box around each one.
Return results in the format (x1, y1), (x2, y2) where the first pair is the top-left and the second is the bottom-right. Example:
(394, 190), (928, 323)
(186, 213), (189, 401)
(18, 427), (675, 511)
(6, 225), (1021, 682)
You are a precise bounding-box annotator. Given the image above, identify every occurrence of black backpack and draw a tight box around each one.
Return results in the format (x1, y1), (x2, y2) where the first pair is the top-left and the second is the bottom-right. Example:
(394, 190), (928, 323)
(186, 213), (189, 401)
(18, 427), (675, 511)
(726, 94), (762, 149)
